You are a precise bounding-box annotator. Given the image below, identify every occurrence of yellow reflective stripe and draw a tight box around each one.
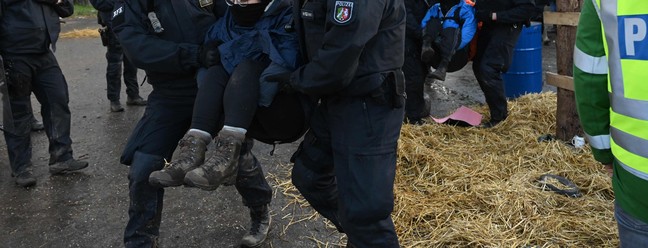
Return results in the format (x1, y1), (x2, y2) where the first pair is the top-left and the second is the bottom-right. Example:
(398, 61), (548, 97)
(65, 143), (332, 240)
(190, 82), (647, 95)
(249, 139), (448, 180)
(599, 0), (625, 95)
(612, 139), (648, 178)
(610, 111), (648, 142)
(620, 60), (648, 100)
(585, 133), (611, 150)
(574, 46), (608, 74)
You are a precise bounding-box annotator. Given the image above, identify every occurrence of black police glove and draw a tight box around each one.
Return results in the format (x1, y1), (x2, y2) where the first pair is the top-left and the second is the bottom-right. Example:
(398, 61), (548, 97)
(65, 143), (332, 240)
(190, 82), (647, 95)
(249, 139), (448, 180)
(266, 72), (296, 94)
(475, 10), (492, 22)
(198, 40), (222, 68)
(35, 0), (59, 5)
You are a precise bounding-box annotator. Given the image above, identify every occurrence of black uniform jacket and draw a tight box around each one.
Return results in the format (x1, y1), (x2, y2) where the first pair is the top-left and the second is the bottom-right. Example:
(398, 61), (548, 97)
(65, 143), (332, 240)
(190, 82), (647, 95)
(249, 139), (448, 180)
(475, 0), (535, 24)
(0, 0), (74, 54)
(111, 0), (223, 86)
(89, 0), (116, 27)
(292, 0), (406, 97)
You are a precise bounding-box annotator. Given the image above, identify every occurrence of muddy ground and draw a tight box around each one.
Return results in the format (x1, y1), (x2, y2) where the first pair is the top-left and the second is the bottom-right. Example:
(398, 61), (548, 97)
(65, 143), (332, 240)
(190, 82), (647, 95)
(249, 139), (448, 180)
(0, 17), (557, 248)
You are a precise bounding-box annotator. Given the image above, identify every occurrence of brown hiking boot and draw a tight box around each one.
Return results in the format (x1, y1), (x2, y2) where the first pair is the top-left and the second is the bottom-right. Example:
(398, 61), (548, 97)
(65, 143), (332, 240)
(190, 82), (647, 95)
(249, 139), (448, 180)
(241, 204), (271, 247)
(183, 129), (244, 191)
(149, 133), (208, 187)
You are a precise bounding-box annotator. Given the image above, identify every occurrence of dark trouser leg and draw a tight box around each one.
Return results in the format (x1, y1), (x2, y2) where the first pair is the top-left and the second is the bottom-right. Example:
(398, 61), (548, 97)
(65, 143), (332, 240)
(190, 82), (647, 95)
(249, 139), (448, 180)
(235, 138), (272, 207)
(403, 37), (429, 123)
(3, 95), (33, 175)
(472, 25), (521, 122)
(291, 107), (343, 232)
(124, 152), (165, 248)
(437, 27), (461, 66)
(327, 93), (403, 247)
(106, 30), (123, 102)
(31, 52), (73, 164)
(3, 55), (37, 175)
(191, 66), (229, 136)
(223, 59), (267, 129)
(120, 87), (195, 247)
(421, 18), (442, 64)
(123, 53), (140, 99)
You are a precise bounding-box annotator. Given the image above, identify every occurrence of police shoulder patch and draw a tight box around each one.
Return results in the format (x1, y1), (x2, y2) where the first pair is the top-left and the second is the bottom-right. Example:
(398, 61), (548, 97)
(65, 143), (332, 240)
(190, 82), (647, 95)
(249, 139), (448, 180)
(333, 1), (353, 24)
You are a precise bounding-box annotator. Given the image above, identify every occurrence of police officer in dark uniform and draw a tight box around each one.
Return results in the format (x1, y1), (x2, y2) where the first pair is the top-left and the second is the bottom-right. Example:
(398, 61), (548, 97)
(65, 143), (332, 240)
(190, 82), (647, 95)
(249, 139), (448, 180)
(111, 1), (278, 247)
(404, 0), (432, 124)
(287, 0), (406, 246)
(0, 0), (89, 187)
(473, 0), (535, 128)
(89, 0), (147, 112)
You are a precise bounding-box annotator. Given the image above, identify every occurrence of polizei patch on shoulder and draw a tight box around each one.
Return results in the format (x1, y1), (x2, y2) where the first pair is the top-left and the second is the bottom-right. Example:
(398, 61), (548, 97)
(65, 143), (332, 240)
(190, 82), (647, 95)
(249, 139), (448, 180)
(333, 1), (353, 24)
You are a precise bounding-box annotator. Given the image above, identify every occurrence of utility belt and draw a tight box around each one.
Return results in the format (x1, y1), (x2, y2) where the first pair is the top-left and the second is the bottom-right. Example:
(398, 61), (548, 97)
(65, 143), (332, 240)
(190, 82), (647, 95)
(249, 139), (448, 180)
(337, 69), (405, 109)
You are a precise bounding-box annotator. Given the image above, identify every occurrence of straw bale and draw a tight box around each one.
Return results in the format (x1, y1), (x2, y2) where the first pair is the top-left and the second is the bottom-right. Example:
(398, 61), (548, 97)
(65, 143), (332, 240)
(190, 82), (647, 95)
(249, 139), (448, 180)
(395, 92), (616, 247)
(274, 92), (617, 247)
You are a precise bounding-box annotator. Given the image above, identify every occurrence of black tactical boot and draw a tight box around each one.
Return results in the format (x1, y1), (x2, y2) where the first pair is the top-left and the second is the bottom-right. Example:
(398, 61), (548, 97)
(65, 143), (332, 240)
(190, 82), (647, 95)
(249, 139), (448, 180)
(420, 36), (436, 64)
(184, 129), (244, 191)
(241, 204), (271, 248)
(14, 170), (36, 187)
(429, 65), (448, 81)
(31, 116), (44, 131)
(49, 158), (89, 175)
(126, 96), (148, 106)
(110, 101), (124, 112)
(149, 133), (208, 187)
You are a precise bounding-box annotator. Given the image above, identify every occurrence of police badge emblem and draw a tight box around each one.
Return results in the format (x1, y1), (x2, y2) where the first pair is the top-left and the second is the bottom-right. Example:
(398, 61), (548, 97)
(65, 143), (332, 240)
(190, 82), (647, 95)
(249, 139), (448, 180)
(199, 0), (213, 7)
(333, 1), (353, 24)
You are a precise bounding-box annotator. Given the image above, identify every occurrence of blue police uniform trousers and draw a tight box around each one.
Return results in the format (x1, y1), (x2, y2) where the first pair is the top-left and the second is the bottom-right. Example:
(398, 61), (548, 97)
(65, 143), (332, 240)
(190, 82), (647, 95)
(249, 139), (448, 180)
(104, 29), (139, 102)
(3, 52), (73, 175)
(292, 92), (404, 248)
(120, 80), (272, 248)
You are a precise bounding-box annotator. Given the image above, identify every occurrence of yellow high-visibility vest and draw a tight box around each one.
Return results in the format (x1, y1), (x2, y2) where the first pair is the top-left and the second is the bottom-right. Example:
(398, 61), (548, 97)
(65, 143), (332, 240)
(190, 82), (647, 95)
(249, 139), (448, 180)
(594, 0), (648, 180)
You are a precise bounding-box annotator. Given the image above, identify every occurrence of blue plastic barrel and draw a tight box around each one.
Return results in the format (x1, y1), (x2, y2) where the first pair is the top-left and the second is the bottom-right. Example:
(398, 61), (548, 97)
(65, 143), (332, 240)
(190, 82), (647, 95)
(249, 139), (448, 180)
(502, 22), (543, 98)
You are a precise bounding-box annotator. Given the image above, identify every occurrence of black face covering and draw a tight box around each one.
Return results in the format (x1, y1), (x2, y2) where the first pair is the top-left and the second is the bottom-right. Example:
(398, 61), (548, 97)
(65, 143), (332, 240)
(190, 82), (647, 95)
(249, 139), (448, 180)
(230, 3), (267, 27)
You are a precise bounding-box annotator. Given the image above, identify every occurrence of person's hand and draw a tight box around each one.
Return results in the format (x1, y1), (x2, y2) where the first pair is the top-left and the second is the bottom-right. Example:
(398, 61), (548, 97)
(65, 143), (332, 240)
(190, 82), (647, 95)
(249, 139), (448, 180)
(603, 163), (613, 177)
(475, 10), (493, 22)
(266, 72), (295, 94)
(198, 40), (222, 68)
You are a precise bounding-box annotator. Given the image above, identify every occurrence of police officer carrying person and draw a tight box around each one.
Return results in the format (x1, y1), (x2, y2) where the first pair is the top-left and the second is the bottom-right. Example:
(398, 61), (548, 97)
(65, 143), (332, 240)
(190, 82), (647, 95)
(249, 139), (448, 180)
(574, 0), (648, 246)
(0, 0), (89, 187)
(89, 0), (147, 112)
(404, 0), (432, 124)
(112, 0), (310, 246)
(275, 0), (407, 246)
(472, 0), (535, 128)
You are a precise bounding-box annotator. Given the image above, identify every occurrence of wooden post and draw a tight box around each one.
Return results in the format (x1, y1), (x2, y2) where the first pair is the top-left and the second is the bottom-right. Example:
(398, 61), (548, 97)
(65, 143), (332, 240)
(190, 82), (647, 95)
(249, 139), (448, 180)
(553, 0), (583, 141)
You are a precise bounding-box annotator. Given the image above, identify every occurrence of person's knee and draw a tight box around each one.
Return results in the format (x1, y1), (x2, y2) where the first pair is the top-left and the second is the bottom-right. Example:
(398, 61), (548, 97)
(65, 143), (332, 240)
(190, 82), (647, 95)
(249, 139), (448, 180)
(128, 151), (165, 184)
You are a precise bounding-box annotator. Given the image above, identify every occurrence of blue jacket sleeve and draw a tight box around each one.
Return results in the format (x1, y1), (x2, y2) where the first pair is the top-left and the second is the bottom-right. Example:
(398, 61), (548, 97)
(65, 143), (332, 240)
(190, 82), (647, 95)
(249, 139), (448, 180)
(111, 1), (201, 74)
(421, 4), (440, 29)
(458, 4), (476, 49)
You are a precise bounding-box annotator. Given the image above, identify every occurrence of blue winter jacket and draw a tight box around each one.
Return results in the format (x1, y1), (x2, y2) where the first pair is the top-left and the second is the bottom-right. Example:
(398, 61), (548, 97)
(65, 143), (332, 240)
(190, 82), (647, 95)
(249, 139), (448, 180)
(201, 0), (299, 106)
(421, 0), (476, 49)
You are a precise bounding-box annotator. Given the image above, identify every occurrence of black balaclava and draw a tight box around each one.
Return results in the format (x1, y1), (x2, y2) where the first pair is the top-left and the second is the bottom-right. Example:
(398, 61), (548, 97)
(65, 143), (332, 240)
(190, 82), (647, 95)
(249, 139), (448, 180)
(230, 0), (271, 27)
